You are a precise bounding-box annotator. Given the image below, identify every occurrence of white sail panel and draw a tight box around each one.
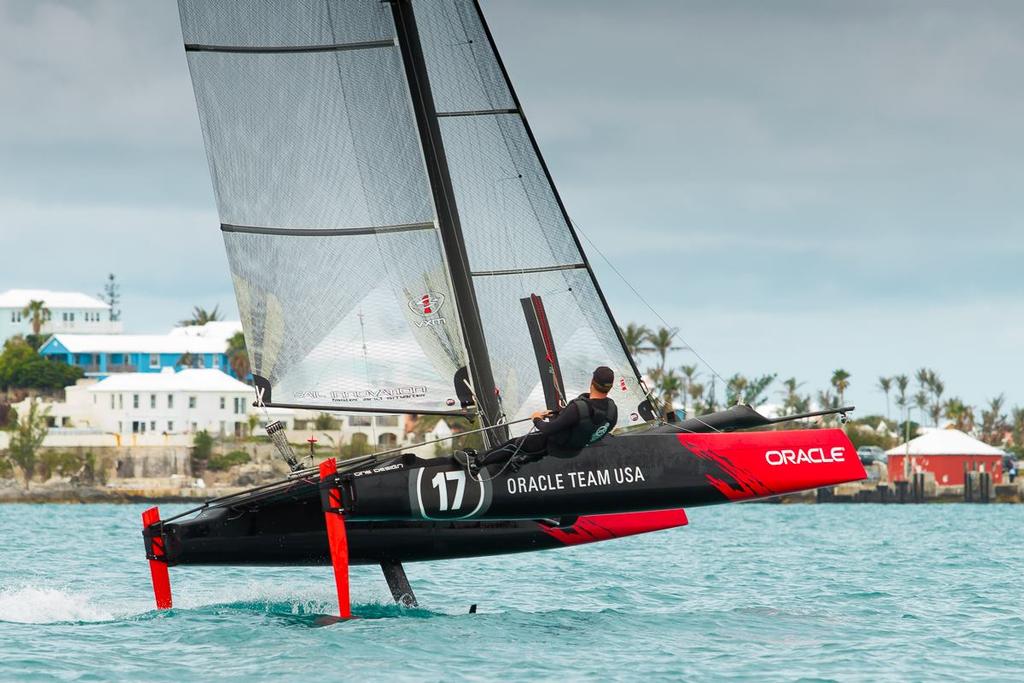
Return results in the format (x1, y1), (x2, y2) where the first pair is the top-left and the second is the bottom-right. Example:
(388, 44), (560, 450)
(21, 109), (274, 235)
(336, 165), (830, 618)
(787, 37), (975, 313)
(225, 228), (467, 413)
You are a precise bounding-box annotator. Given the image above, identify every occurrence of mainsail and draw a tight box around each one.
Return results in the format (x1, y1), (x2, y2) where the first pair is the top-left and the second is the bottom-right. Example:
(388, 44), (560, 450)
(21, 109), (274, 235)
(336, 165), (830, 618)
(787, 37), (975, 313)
(178, 0), (651, 430)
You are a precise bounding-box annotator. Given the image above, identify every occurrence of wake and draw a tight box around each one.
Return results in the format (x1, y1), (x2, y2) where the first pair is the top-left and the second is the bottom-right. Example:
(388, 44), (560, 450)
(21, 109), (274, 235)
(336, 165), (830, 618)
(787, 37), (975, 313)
(0, 583), (437, 625)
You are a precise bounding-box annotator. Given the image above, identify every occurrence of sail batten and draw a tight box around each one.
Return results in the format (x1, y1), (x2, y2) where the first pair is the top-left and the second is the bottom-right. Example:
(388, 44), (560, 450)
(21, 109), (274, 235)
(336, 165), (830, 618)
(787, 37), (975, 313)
(183, 39), (395, 54)
(221, 222), (435, 237)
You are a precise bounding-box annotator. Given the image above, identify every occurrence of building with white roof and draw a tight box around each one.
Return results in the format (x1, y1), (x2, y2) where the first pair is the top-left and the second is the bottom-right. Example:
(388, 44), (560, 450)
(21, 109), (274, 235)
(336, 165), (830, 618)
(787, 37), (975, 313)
(886, 429), (1005, 486)
(0, 288), (122, 339)
(38, 320), (243, 378)
(68, 368), (291, 437)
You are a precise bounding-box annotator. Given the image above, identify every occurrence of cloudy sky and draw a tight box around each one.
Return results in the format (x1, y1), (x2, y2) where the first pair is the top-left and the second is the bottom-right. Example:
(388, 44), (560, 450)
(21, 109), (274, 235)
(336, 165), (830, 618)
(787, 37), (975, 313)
(2, 0), (1022, 416)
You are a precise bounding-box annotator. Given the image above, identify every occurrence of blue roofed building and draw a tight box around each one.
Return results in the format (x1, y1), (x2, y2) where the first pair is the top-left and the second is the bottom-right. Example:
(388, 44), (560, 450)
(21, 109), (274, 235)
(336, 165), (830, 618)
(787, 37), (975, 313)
(38, 321), (243, 379)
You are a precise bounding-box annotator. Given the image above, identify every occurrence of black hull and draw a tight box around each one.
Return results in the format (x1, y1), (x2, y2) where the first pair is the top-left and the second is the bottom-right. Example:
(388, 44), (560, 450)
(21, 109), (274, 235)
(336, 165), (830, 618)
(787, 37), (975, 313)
(155, 428), (863, 567)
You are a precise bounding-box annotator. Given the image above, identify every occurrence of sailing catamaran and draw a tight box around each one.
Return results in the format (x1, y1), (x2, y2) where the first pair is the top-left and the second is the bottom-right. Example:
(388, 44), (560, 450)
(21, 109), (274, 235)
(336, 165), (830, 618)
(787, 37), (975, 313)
(142, 0), (865, 616)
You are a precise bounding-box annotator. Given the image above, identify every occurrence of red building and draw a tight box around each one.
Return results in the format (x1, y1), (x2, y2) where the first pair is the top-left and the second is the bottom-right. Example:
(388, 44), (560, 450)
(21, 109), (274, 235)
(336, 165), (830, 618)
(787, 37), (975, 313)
(887, 429), (1004, 486)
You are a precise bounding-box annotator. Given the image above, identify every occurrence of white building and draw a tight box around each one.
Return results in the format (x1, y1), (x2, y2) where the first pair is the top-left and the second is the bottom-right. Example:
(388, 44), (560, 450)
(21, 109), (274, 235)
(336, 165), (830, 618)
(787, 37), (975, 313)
(65, 368), (292, 437)
(0, 289), (123, 339)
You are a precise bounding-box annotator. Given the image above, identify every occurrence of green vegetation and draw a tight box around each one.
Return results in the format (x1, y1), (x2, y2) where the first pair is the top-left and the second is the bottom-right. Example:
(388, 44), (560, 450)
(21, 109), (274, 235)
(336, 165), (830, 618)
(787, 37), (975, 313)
(7, 400), (50, 488)
(179, 305), (221, 327)
(313, 413), (338, 430)
(0, 337), (84, 391)
(207, 449), (250, 471)
(98, 273), (121, 322)
(190, 430), (214, 473)
(227, 331), (250, 379)
(622, 321), (1024, 452)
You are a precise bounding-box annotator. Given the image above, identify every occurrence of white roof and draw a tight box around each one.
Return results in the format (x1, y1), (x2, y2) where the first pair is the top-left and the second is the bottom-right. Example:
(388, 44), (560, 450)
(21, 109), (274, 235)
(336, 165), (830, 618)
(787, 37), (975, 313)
(0, 289), (109, 310)
(168, 321), (243, 341)
(47, 333), (228, 354)
(88, 368), (252, 393)
(886, 429), (1005, 457)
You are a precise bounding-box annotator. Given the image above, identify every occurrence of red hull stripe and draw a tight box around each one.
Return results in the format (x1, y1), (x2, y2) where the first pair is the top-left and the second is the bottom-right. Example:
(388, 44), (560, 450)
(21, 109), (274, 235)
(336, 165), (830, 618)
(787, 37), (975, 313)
(676, 428), (866, 500)
(540, 509), (688, 545)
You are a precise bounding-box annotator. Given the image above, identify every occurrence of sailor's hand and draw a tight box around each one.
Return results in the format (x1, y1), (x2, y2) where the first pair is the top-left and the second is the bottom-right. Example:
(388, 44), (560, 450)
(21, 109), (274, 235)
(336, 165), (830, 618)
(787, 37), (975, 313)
(531, 410), (552, 420)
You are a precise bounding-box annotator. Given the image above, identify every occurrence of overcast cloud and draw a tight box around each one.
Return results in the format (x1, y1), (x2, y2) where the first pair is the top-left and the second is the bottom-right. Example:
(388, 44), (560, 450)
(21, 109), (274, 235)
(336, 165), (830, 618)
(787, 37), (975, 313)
(2, 0), (1022, 415)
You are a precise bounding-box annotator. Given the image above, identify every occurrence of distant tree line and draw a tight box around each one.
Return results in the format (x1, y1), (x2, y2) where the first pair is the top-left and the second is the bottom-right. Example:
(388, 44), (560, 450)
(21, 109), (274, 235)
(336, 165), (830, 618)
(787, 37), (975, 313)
(621, 323), (1024, 455)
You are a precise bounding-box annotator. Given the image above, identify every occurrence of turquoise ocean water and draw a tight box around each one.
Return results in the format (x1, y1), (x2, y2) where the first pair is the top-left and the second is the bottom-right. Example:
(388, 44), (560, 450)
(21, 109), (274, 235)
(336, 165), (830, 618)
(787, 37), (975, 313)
(0, 503), (1020, 681)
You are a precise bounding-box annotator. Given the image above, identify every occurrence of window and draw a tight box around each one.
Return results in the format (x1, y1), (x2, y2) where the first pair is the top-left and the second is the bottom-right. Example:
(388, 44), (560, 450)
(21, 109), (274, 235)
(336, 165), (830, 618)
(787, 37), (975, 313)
(234, 397), (245, 414)
(68, 312), (74, 322)
(118, 394), (123, 409)
(150, 421), (156, 432)
(219, 397), (225, 410)
(110, 395), (115, 409)
(132, 394), (139, 409)
(167, 394), (173, 409)
(213, 355), (220, 368)
(349, 416), (372, 427)
(198, 355), (206, 368)
(149, 354), (160, 369)
(93, 395), (97, 404)
(167, 421), (174, 432)
(188, 396), (196, 409)
(149, 394), (156, 409)
(376, 415), (399, 427)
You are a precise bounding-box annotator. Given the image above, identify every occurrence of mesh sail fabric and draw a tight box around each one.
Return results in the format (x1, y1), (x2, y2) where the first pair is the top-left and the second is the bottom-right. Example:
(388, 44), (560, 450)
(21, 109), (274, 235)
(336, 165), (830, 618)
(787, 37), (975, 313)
(178, 0), (391, 48)
(225, 229), (467, 412)
(414, 0), (648, 428)
(185, 47), (431, 230)
(474, 271), (649, 434)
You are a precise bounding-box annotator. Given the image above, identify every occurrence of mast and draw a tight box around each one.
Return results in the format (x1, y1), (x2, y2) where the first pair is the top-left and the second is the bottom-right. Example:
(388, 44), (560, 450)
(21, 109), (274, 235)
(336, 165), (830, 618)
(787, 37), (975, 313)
(389, 0), (508, 446)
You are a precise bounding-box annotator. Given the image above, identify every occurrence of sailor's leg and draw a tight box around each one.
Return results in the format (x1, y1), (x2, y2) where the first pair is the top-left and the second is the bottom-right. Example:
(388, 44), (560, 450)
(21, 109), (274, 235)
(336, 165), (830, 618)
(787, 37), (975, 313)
(380, 560), (418, 607)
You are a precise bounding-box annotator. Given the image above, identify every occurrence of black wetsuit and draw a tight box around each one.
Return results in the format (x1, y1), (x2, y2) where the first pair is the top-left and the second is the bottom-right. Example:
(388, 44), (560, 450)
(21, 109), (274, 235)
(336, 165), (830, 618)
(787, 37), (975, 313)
(474, 393), (618, 469)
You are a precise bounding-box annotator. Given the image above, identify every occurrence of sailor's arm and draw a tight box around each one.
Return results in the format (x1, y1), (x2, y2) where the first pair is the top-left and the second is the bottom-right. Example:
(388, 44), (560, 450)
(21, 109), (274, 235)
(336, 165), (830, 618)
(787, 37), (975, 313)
(531, 406), (579, 435)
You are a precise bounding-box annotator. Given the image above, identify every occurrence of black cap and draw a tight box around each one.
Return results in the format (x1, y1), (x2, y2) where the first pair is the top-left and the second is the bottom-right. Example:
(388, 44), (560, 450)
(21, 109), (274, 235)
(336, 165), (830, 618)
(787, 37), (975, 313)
(592, 366), (615, 391)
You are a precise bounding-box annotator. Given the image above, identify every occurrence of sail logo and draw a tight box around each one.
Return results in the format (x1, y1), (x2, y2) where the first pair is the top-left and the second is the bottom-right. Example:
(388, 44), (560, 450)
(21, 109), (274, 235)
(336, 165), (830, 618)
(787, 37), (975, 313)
(765, 446), (846, 466)
(410, 292), (445, 316)
(409, 292), (447, 328)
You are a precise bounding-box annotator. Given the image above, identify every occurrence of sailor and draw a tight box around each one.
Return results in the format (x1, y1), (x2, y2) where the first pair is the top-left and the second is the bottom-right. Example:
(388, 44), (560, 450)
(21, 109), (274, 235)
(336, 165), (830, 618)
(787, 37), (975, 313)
(455, 366), (619, 473)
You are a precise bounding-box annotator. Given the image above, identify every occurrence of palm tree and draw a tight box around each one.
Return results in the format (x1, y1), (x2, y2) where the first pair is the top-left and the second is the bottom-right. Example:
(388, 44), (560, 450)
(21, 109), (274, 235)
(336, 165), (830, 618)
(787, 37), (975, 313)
(21, 300), (49, 337)
(877, 376), (892, 423)
(830, 369), (851, 406)
(780, 377), (806, 417)
(679, 364), (699, 412)
(660, 370), (682, 414)
(943, 397), (975, 432)
(619, 323), (651, 362)
(179, 305), (222, 327)
(979, 394), (1007, 444)
(226, 331), (250, 380)
(725, 373), (749, 406)
(688, 382), (705, 414)
(644, 327), (682, 377)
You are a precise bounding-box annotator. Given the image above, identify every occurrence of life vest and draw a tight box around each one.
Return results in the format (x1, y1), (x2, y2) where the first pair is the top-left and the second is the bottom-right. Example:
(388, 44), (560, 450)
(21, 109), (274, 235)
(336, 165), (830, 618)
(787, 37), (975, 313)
(548, 394), (618, 451)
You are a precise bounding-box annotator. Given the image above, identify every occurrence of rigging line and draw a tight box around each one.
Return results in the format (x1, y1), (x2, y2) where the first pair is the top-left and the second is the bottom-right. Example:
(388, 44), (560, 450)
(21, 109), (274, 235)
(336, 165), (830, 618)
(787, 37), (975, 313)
(356, 309), (379, 447)
(567, 216), (729, 389)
